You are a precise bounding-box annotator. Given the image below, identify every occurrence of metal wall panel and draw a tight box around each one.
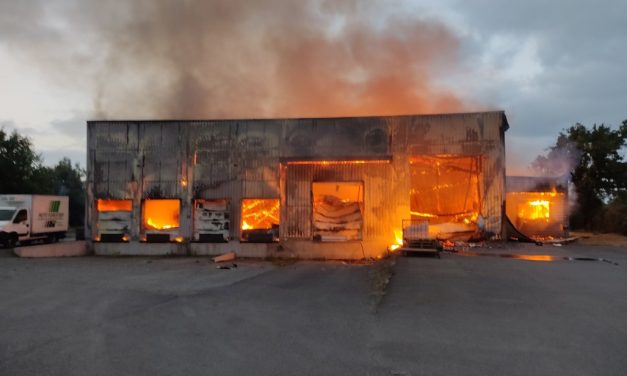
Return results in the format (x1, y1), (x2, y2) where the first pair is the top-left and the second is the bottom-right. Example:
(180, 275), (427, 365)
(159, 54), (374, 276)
(87, 112), (508, 248)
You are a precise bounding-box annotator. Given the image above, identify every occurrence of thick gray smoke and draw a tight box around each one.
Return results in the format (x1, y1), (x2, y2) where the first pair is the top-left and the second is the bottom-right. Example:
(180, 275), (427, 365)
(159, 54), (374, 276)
(0, 0), (470, 120)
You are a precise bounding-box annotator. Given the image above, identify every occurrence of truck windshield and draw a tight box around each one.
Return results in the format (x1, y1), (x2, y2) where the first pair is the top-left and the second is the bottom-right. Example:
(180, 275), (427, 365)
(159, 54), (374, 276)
(0, 209), (16, 221)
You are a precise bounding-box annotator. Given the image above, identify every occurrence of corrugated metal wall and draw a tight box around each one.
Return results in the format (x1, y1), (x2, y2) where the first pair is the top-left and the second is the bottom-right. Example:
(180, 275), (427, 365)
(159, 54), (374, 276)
(283, 161), (403, 241)
(86, 112), (508, 245)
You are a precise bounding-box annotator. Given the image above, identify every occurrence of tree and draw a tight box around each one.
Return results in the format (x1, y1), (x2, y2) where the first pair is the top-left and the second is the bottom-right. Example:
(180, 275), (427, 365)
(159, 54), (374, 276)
(533, 120), (627, 230)
(1, 128), (85, 226)
(0, 128), (45, 193)
(51, 158), (85, 227)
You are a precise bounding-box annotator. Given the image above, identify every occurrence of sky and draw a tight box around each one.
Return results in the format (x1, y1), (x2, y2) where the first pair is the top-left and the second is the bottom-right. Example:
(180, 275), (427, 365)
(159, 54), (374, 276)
(0, 0), (625, 175)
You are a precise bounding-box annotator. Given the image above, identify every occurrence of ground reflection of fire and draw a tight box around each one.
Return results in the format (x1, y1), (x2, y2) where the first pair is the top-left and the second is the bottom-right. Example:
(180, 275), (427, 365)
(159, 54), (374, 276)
(143, 199), (180, 231)
(240, 199), (280, 230)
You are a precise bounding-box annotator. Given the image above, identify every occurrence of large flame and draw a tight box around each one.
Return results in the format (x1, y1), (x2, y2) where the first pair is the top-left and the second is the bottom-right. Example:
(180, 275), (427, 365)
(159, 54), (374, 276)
(518, 199), (551, 221)
(241, 199), (280, 230)
(143, 199), (180, 231)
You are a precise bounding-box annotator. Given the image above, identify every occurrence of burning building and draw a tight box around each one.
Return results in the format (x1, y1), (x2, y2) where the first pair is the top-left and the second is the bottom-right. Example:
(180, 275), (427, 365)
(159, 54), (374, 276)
(86, 111), (508, 259)
(505, 176), (569, 241)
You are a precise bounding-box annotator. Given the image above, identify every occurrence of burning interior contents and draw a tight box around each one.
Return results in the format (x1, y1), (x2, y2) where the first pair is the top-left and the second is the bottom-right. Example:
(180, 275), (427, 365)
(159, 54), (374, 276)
(506, 176), (569, 241)
(95, 199), (132, 242)
(240, 199), (280, 242)
(409, 156), (481, 240)
(86, 111), (508, 258)
(312, 182), (364, 241)
(142, 199), (181, 242)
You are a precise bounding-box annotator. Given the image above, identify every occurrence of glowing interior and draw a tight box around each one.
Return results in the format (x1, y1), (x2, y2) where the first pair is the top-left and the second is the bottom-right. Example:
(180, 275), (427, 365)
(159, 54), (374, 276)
(142, 199), (180, 231)
(506, 191), (565, 238)
(519, 200), (551, 220)
(241, 199), (280, 230)
(286, 160), (389, 166)
(409, 156), (481, 238)
(312, 182), (364, 241)
(97, 199), (132, 212)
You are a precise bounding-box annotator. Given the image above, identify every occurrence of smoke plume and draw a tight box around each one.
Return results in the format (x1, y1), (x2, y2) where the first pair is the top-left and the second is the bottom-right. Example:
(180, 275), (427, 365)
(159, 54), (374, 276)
(0, 0), (470, 119)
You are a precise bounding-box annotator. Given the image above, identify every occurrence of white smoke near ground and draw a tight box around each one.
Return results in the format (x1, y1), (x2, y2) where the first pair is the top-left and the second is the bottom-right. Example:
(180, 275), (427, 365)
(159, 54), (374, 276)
(0, 0), (475, 120)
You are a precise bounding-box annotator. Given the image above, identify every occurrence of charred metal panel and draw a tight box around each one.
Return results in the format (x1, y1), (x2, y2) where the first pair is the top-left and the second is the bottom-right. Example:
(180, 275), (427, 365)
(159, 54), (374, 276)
(87, 111), (508, 256)
(283, 162), (404, 241)
(281, 117), (390, 160)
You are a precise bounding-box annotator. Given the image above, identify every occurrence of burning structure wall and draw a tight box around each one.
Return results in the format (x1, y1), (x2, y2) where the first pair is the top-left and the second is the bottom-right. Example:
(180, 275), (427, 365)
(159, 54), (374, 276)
(86, 111), (508, 258)
(506, 176), (569, 240)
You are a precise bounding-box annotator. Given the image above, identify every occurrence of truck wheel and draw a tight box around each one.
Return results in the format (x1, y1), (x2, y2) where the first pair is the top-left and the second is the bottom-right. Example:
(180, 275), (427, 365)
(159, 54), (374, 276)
(6, 235), (17, 249)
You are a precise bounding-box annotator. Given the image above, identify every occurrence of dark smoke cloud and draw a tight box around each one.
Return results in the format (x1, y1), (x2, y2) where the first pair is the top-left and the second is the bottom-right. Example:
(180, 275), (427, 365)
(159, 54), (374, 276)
(0, 0), (470, 120)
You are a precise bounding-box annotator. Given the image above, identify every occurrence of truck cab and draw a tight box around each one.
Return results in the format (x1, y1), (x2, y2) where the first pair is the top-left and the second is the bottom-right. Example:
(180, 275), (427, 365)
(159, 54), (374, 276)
(0, 195), (69, 248)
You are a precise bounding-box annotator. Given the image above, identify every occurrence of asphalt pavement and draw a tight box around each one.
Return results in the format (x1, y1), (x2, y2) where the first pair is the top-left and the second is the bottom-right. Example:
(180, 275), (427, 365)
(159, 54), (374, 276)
(0, 243), (625, 375)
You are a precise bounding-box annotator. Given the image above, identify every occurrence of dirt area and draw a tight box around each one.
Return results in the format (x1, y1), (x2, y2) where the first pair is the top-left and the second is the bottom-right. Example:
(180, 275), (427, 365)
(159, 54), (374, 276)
(571, 231), (627, 247)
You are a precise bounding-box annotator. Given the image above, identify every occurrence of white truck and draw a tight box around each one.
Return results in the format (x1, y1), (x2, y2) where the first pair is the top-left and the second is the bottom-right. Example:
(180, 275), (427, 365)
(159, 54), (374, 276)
(0, 195), (69, 248)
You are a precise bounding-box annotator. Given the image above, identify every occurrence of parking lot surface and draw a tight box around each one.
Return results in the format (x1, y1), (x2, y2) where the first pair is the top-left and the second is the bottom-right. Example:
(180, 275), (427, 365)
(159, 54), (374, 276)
(0, 243), (625, 375)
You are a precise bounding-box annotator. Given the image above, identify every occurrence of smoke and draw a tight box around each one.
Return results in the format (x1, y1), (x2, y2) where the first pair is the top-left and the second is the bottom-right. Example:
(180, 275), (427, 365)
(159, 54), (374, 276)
(0, 0), (470, 120)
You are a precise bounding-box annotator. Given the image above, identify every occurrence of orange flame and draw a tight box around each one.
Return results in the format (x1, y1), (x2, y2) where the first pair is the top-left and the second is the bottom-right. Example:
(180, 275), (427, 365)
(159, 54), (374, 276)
(143, 199), (180, 230)
(287, 160), (389, 166)
(241, 199), (280, 230)
(519, 200), (550, 221)
(97, 199), (132, 212)
(388, 229), (403, 252)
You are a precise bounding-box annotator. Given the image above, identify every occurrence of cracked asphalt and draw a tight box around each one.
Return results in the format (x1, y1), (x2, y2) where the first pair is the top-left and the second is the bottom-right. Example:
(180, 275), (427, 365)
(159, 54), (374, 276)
(0, 243), (626, 375)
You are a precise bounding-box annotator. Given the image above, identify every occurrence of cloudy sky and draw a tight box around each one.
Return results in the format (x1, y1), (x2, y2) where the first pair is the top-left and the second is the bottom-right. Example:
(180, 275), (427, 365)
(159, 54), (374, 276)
(0, 0), (625, 174)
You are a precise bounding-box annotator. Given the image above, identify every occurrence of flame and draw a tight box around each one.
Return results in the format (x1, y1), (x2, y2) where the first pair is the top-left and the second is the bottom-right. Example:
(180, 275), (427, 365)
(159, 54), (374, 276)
(143, 199), (180, 230)
(122, 235), (129, 242)
(410, 211), (438, 218)
(388, 229), (403, 252)
(287, 160), (389, 165)
(241, 199), (280, 230)
(174, 236), (184, 243)
(97, 199), (132, 212)
(181, 179), (188, 187)
(519, 199), (550, 221)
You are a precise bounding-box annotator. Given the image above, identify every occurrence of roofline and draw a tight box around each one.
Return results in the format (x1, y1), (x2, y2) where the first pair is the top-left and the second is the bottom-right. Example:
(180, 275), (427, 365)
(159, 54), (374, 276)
(87, 110), (509, 125)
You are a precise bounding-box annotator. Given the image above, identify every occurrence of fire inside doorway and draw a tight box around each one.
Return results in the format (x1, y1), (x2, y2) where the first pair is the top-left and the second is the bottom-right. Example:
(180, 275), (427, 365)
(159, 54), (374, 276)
(87, 111), (509, 258)
(312, 181), (364, 241)
(240, 199), (280, 242)
(409, 155), (482, 240)
(505, 176), (569, 240)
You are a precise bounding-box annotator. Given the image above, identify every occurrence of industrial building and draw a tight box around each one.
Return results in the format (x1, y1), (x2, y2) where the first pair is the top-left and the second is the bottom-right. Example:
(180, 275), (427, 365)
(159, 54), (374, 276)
(505, 175), (569, 240)
(86, 111), (509, 259)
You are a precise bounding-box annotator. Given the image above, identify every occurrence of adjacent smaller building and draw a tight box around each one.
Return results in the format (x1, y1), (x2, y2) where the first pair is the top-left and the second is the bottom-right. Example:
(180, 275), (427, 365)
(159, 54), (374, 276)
(506, 175), (569, 240)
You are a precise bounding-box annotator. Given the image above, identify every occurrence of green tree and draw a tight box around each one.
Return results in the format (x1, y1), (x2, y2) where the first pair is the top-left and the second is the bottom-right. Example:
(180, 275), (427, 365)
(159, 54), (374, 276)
(1, 128), (85, 226)
(0, 128), (47, 193)
(534, 120), (627, 230)
(51, 158), (85, 227)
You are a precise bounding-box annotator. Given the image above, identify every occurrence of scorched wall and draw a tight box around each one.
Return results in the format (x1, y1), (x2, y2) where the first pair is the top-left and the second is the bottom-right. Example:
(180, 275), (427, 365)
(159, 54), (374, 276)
(86, 111), (508, 258)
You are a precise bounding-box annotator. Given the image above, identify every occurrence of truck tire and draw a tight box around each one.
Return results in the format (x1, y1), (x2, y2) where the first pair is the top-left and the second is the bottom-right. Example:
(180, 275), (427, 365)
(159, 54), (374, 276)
(5, 233), (17, 249)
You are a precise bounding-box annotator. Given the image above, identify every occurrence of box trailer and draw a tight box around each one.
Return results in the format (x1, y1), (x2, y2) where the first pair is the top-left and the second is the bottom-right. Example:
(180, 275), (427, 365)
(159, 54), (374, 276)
(0, 195), (69, 248)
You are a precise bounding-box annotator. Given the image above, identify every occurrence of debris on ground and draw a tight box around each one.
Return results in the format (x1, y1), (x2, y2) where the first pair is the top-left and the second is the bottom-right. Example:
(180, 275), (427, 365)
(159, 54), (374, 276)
(213, 251), (236, 263)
